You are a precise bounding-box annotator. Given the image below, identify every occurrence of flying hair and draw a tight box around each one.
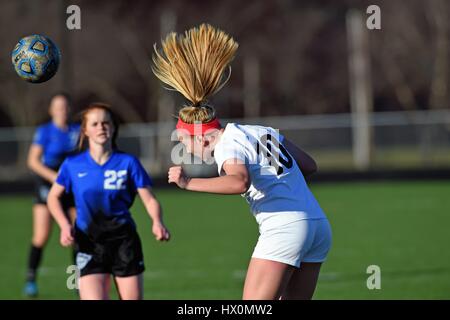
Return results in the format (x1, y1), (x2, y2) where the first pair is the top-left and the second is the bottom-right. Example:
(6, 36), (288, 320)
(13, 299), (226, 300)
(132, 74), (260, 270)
(152, 23), (238, 116)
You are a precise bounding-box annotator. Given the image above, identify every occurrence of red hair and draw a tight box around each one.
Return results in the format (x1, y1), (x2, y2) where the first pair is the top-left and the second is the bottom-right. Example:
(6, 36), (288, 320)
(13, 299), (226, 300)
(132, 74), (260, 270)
(78, 103), (119, 150)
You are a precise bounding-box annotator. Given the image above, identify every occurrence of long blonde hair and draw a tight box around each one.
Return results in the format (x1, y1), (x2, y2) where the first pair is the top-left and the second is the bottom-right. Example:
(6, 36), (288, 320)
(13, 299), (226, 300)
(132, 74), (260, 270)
(152, 24), (238, 124)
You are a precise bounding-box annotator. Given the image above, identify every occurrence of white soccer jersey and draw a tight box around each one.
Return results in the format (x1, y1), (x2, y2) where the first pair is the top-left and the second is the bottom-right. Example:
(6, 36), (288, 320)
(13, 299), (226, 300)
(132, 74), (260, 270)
(214, 123), (326, 219)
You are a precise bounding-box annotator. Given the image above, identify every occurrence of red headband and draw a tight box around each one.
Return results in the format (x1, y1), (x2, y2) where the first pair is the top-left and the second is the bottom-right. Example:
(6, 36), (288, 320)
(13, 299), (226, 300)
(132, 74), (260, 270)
(176, 118), (222, 135)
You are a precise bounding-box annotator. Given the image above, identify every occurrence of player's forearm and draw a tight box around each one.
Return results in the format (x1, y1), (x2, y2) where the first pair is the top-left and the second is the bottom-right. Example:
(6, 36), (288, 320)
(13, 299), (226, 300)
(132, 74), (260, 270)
(185, 175), (249, 194)
(144, 198), (164, 224)
(28, 159), (57, 183)
(47, 193), (71, 230)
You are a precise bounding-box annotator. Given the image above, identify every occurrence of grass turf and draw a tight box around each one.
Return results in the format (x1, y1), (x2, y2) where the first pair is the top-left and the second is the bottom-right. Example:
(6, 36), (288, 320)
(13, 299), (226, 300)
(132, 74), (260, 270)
(0, 180), (449, 299)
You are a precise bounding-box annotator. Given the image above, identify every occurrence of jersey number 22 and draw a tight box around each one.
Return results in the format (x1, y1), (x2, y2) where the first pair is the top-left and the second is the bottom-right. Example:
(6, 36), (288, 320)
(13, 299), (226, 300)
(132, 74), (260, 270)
(104, 170), (127, 190)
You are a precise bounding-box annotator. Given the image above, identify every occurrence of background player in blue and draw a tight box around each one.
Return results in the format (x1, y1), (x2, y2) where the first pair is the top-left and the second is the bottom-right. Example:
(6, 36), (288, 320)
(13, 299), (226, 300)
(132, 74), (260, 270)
(25, 93), (80, 297)
(47, 103), (170, 300)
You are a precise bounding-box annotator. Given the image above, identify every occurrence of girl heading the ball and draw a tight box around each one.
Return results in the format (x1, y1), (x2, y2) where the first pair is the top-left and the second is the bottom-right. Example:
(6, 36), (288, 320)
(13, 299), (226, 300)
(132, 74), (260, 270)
(47, 103), (170, 300)
(153, 24), (332, 300)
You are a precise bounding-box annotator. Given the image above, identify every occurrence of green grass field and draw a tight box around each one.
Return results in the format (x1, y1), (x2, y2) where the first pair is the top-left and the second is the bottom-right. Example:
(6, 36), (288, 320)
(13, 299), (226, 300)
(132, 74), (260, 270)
(1, 180), (449, 299)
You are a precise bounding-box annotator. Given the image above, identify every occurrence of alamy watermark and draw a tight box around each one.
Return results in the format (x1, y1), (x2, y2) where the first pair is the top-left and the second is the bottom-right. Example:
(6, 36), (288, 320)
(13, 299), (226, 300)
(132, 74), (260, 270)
(66, 5), (81, 30)
(170, 125), (292, 176)
(66, 265), (80, 290)
(366, 265), (381, 290)
(366, 5), (381, 30)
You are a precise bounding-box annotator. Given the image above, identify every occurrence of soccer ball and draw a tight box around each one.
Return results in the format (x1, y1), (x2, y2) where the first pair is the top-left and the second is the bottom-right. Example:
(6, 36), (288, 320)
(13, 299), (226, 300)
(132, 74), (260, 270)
(11, 35), (61, 83)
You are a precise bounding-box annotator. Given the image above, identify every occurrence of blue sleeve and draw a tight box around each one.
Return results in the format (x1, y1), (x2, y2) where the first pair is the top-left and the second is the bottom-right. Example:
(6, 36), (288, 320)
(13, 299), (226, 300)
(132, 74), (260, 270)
(32, 126), (46, 146)
(130, 157), (153, 189)
(56, 159), (72, 193)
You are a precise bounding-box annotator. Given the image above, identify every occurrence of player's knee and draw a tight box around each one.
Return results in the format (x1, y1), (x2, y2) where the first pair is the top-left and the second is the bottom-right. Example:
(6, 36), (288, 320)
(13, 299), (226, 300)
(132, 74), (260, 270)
(32, 234), (49, 247)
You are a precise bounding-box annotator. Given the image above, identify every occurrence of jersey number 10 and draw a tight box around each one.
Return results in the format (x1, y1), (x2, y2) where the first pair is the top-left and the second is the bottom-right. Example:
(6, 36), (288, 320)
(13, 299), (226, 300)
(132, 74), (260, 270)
(104, 170), (127, 190)
(257, 134), (293, 175)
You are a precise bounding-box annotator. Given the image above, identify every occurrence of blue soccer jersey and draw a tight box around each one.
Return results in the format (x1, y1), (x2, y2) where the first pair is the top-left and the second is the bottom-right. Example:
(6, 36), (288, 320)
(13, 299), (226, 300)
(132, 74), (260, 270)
(32, 122), (80, 169)
(56, 151), (153, 235)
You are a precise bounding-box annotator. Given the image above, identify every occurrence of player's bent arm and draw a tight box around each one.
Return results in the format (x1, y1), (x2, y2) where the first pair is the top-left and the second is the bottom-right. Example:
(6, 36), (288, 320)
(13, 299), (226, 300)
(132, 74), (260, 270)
(27, 144), (58, 183)
(283, 138), (317, 177)
(47, 183), (71, 229)
(47, 183), (74, 247)
(137, 187), (170, 241)
(170, 159), (250, 194)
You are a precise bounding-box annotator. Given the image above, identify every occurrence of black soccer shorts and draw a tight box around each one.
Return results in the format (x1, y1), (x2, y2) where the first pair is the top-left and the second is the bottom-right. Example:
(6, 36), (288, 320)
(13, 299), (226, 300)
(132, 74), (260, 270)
(73, 223), (145, 277)
(33, 175), (74, 209)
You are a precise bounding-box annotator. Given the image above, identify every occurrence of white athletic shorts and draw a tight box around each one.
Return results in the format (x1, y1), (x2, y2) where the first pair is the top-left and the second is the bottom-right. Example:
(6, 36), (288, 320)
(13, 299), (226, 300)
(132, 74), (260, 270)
(252, 212), (332, 268)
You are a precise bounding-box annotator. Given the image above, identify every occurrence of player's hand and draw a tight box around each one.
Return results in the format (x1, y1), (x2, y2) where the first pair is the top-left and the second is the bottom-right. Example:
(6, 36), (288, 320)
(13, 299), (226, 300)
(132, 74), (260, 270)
(60, 225), (74, 247)
(152, 222), (170, 241)
(168, 166), (190, 189)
